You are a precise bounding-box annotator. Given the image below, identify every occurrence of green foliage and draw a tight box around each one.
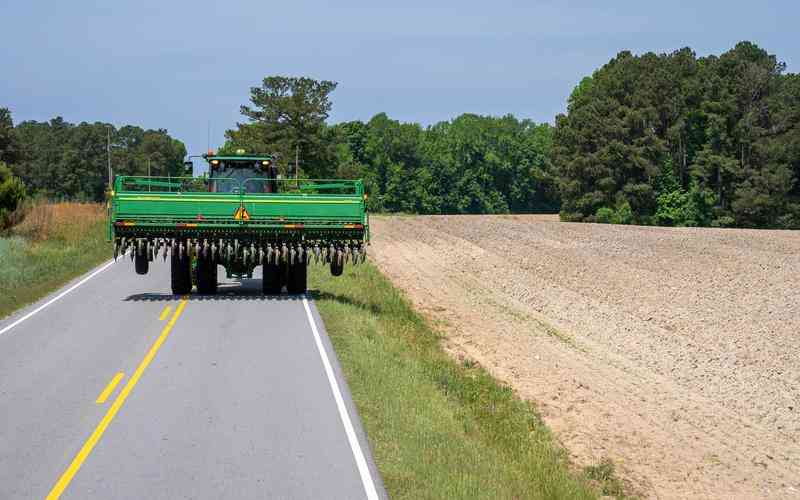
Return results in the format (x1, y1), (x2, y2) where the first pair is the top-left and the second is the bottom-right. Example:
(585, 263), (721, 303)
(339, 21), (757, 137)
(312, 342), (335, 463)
(223, 76), (338, 179)
(342, 113), (556, 214)
(613, 199), (634, 224)
(655, 184), (713, 227)
(0, 162), (25, 228)
(595, 200), (633, 225)
(595, 207), (614, 223)
(583, 459), (627, 498)
(555, 42), (800, 228)
(223, 78), (558, 214)
(0, 108), (19, 165)
(7, 110), (186, 202)
(567, 76), (594, 113)
(651, 152), (717, 227)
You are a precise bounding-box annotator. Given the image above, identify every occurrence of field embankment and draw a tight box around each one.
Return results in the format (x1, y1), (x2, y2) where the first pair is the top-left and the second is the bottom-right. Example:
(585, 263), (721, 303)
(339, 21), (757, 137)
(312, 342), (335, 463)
(309, 262), (613, 499)
(370, 214), (800, 499)
(0, 202), (108, 319)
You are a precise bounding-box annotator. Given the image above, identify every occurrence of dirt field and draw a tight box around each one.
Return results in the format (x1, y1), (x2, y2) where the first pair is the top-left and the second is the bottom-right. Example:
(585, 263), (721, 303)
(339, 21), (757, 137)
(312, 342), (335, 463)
(370, 215), (800, 499)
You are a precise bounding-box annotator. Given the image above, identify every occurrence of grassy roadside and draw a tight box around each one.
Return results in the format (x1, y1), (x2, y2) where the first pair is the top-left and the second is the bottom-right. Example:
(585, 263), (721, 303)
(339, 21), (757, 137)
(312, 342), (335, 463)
(0, 202), (109, 319)
(310, 262), (603, 500)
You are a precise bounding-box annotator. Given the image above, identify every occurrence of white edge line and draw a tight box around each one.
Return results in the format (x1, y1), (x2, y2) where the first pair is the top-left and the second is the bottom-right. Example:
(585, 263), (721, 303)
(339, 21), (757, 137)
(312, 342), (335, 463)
(302, 297), (380, 500)
(0, 259), (116, 338)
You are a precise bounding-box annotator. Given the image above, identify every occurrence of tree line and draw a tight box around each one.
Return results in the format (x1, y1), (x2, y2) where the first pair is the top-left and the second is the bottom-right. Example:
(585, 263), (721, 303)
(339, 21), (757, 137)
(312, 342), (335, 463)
(221, 76), (558, 214)
(3, 40), (798, 228)
(0, 109), (186, 205)
(554, 41), (800, 228)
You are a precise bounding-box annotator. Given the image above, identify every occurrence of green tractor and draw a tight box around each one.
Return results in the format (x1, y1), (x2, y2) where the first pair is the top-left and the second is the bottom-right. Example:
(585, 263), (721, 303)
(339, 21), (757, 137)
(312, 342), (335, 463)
(108, 153), (369, 295)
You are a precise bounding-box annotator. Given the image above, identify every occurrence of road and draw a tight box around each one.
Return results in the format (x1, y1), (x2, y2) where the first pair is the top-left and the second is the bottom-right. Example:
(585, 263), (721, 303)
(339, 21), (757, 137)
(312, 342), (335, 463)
(0, 258), (384, 499)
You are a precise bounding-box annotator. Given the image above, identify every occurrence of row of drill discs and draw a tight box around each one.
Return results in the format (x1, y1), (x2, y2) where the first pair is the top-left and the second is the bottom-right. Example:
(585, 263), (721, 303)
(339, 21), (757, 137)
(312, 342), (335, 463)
(114, 238), (367, 266)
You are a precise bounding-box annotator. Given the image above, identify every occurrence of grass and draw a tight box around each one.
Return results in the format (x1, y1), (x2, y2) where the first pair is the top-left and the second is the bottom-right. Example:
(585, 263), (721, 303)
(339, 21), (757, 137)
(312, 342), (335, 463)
(0, 201), (109, 319)
(309, 262), (606, 500)
(584, 460), (627, 498)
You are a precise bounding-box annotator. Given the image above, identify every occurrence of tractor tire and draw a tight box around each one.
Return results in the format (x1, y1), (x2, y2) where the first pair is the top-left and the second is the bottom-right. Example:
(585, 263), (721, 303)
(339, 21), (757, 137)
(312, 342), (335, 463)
(196, 256), (217, 295)
(134, 253), (149, 275)
(330, 258), (344, 277)
(287, 258), (307, 295)
(262, 262), (282, 295)
(170, 252), (192, 295)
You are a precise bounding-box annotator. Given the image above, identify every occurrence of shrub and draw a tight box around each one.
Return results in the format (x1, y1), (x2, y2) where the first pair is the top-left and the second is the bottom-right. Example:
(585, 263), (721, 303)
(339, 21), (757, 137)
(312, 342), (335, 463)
(595, 200), (633, 225)
(0, 162), (25, 229)
(595, 207), (614, 223)
(611, 199), (633, 224)
(655, 182), (715, 227)
(559, 211), (584, 222)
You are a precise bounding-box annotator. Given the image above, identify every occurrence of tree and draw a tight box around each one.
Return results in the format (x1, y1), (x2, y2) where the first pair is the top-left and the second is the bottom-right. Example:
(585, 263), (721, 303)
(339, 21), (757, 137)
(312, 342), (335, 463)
(11, 118), (185, 201)
(0, 108), (19, 164)
(554, 42), (800, 228)
(225, 76), (338, 178)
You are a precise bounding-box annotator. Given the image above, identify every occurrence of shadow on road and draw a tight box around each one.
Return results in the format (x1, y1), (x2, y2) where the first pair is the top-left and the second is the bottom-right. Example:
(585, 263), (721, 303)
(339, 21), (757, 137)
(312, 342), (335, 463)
(124, 278), (310, 302)
(308, 290), (383, 314)
(123, 281), (382, 314)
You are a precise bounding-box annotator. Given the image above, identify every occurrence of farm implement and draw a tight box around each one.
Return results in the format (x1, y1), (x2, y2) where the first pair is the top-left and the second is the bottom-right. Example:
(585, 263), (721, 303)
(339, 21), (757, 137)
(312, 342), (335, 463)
(108, 153), (369, 295)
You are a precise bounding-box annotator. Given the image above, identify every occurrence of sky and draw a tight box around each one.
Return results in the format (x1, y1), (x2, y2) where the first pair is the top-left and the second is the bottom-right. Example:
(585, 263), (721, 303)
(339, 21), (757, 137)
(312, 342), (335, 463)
(1, 0), (797, 169)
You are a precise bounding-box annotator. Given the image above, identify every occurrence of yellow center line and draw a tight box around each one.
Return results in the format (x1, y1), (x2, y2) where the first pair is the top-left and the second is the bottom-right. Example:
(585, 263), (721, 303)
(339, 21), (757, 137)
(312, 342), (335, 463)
(94, 373), (124, 404)
(46, 298), (189, 500)
(158, 305), (172, 321)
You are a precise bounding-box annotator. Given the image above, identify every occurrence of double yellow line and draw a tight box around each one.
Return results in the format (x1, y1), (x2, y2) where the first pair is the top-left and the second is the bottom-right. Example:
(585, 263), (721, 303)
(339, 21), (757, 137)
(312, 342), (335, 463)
(46, 299), (189, 500)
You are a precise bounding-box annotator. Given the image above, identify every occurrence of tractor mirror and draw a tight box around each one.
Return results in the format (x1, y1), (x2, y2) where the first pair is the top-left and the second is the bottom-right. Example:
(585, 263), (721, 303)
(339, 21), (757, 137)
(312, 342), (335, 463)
(183, 161), (194, 176)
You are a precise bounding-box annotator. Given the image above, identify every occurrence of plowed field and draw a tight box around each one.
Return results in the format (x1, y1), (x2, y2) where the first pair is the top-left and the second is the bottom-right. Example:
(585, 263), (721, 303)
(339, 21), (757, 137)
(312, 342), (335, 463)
(370, 215), (800, 499)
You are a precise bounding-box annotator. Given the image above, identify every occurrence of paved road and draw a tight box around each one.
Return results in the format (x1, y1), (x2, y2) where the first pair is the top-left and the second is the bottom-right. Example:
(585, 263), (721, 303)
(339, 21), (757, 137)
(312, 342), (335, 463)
(0, 258), (384, 499)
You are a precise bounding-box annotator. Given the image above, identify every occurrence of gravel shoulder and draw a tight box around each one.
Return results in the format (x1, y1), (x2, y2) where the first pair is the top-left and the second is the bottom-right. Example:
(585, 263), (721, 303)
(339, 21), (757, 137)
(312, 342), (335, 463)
(370, 214), (800, 499)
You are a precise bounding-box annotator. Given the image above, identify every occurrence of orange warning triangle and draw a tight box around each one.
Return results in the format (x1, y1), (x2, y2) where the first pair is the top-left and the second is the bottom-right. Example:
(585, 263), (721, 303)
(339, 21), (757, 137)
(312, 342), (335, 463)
(233, 206), (250, 221)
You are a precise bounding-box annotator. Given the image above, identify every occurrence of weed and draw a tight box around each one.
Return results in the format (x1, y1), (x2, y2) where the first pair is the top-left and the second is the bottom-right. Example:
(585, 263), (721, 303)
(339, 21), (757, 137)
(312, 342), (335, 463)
(584, 459), (629, 498)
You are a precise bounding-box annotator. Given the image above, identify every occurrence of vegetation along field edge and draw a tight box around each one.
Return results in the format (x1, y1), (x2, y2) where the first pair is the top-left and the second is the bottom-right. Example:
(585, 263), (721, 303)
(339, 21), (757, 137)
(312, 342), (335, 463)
(0, 202), (110, 320)
(310, 262), (629, 499)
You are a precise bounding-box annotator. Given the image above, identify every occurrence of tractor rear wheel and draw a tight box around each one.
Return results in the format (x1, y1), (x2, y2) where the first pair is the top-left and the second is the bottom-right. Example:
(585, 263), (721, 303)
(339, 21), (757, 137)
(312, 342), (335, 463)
(287, 258), (307, 295)
(170, 252), (192, 295)
(196, 256), (217, 295)
(330, 258), (343, 277)
(262, 262), (282, 295)
(134, 253), (149, 275)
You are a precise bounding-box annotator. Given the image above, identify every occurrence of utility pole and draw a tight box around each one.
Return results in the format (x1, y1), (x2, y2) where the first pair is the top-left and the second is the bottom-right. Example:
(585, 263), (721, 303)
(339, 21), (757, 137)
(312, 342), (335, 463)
(295, 144), (299, 182)
(147, 158), (151, 192)
(107, 126), (113, 192)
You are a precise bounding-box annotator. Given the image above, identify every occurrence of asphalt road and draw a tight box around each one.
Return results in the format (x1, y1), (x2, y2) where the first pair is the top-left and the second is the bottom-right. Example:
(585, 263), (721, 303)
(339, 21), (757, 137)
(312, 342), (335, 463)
(0, 258), (384, 499)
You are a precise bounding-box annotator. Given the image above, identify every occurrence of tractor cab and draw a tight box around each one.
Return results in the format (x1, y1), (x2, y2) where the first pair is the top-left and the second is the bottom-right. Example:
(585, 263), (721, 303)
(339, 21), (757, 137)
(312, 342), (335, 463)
(204, 152), (278, 194)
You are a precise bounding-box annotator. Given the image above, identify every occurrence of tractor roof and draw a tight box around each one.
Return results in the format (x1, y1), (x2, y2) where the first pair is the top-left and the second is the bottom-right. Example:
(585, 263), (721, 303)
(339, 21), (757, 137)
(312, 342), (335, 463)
(203, 153), (275, 162)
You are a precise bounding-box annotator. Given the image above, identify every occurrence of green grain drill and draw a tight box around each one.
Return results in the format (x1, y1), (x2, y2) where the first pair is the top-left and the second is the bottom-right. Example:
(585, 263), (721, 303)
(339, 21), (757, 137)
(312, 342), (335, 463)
(108, 153), (369, 295)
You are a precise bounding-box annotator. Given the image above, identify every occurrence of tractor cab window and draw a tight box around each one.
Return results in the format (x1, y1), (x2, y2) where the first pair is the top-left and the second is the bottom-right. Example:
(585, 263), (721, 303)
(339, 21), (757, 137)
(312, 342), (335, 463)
(212, 162), (263, 193)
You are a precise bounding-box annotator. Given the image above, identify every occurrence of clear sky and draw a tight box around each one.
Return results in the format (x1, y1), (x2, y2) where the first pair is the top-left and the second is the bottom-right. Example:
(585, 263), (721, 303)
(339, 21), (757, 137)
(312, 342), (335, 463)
(1, 0), (797, 163)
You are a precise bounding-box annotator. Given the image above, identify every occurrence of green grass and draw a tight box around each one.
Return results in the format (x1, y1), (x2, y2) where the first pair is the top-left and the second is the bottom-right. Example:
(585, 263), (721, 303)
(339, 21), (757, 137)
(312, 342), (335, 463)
(584, 460), (627, 498)
(0, 206), (109, 319)
(310, 262), (602, 500)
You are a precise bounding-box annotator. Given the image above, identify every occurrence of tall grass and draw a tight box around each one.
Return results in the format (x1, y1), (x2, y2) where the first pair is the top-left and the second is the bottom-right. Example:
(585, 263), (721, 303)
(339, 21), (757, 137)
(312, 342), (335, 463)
(310, 263), (601, 500)
(0, 201), (109, 318)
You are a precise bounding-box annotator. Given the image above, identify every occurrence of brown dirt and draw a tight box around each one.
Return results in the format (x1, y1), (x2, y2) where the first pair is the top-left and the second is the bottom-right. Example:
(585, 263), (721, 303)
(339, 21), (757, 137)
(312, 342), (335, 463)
(370, 214), (800, 499)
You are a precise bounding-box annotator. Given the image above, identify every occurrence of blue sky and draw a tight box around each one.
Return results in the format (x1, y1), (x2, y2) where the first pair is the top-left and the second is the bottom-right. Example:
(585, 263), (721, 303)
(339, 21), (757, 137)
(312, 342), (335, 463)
(1, 0), (796, 162)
